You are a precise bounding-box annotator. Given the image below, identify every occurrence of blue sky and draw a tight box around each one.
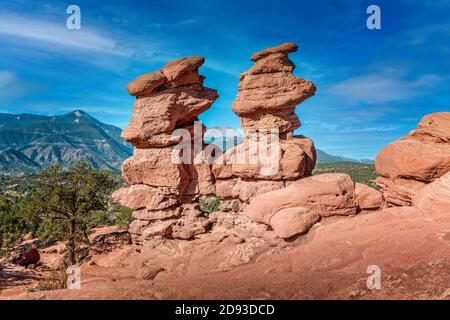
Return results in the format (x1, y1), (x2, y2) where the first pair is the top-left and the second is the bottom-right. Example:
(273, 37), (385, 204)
(0, 0), (449, 159)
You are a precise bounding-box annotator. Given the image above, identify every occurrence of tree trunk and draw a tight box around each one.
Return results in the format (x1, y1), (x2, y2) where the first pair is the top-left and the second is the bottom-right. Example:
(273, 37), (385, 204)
(68, 219), (76, 265)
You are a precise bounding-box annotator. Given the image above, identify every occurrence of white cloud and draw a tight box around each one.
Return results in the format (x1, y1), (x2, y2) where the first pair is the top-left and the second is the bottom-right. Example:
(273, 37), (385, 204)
(327, 70), (443, 103)
(0, 13), (132, 56)
(303, 120), (400, 133)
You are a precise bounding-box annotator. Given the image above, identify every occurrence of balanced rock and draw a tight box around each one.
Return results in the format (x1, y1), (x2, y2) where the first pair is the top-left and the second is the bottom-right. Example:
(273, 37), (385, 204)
(243, 173), (357, 238)
(122, 56), (218, 147)
(232, 42), (316, 134)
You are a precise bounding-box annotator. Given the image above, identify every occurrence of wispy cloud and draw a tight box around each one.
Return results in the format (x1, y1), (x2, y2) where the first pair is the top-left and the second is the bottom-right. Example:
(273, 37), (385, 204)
(303, 120), (400, 134)
(0, 12), (132, 56)
(327, 69), (443, 103)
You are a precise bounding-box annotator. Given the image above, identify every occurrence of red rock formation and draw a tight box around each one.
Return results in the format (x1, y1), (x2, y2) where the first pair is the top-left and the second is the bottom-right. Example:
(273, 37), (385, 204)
(212, 43), (317, 204)
(243, 173), (357, 239)
(232, 42), (316, 134)
(354, 183), (383, 210)
(413, 172), (450, 215)
(375, 112), (450, 206)
(114, 56), (218, 243)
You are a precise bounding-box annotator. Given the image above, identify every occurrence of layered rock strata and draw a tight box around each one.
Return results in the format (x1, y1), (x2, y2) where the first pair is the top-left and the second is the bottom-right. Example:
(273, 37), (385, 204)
(212, 43), (317, 204)
(375, 112), (450, 206)
(113, 57), (218, 243)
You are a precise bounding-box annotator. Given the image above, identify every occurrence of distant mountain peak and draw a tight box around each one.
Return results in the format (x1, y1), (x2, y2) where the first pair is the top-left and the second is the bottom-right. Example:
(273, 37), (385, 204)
(0, 110), (132, 173)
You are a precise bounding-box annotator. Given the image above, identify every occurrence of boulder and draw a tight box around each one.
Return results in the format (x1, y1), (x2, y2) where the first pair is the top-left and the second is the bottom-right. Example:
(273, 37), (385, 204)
(411, 112), (450, 143)
(269, 207), (320, 239)
(243, 173), (357, 238)
(161, 56), (205, 87)
(250, 42), (299, 61)
(122, 86), (217, 144)
(126, 70), (166, 96)
(122, 56), (218, 146)
(375, 177), (426, 207)
(413, 172), (450, 214)
(374, 113), (450, 208)
(9, 238), (41, 266)
(355, 183), (383, 210)
(375, 136), (450, 182)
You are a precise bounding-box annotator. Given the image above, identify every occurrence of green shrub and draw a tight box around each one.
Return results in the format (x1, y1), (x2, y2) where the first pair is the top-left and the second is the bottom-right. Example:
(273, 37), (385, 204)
(313, 162), (380, 189)
(112, 205), (133, 228)
(198, 197), (221, 214)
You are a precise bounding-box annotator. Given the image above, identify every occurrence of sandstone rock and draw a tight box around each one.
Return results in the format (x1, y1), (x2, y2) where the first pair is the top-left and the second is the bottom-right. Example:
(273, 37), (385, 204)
(269, 207), (320, 239)
(215, 178), (285, 202)
(244, 173), (357, 236)
(122, 86), (217, 144)
(375, 113), (450, 208)
(89, 226), (132, 254)
(375, 136), (450, 182)
(212, 135), (315, 180)
(162, 56), (205, 87)
(126, 70), (166, 96)
(11, 248), (40, 267)
(219, 199), (242, 212)
(355, 183), (383, 210)
(232, 42), (316, 134)
(141, 220), (175, 240)
(171, 216), (213, 240)
(237, 179), (285, 202)
(122, 147), (190, 194)
(125, 121), (206, 149)
(122, 56), (217, 146)
(375, 176), (427, 207)
(250, 42), (298, 61)
(8, 238), (41, 266)
(112, 184), (178, 210)
(411, 112), (450, 143)
(413, 172), (450, 214)
(128, 219), (152, 236)
(132, 206), (182, 221)
(185, 150), (216, 196)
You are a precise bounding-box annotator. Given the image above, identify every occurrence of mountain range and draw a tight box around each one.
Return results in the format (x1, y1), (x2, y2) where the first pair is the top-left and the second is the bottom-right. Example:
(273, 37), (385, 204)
(0, 110), (132, 173)
(0, 110), (372, 174)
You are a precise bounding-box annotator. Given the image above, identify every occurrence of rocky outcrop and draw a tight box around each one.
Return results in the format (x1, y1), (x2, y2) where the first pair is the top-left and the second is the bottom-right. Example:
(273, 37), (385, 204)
(113, 43), (375, 245)
(375, 112), (450, 206)
(243, 173), (358, 239)
(232, 42), (316, 134)
(355, 183), (383, 210)
(8, 237), (41, 267)
(212, 43), (317, 204)
(413, 172), (450, 215)
(114, 57), (219, 244)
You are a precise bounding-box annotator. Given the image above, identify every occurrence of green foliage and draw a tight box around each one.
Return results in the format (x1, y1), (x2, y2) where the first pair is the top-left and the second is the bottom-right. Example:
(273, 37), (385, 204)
(198, 197), (221, 214)
(0, 196), (27, 256)
(313, 162), (380, 189)
(112, 204), (133, 228)
(21, 162), (118, 264)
